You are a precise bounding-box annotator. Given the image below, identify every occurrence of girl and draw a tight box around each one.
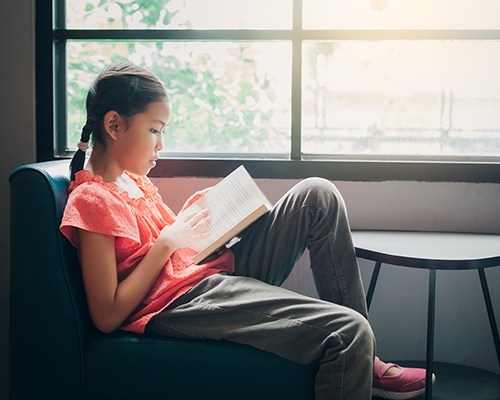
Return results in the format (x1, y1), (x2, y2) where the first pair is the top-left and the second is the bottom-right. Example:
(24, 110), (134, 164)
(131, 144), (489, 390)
(60, 62), (434, 400)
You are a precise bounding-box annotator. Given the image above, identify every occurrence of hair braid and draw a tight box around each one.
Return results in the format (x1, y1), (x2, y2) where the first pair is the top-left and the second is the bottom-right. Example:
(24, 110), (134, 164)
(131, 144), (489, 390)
(69, 102), (106, 180)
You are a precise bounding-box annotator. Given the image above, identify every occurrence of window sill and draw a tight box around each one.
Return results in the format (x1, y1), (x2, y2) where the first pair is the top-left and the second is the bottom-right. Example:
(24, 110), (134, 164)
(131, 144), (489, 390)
(147, 158), (500, 183)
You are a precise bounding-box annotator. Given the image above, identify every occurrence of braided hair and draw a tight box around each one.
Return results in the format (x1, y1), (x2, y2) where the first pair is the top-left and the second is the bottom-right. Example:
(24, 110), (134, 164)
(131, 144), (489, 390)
(69, 62), (169, 181)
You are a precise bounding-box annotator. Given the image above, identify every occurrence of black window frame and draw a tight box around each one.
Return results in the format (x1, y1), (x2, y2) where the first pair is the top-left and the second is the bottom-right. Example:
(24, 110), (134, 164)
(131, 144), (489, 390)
(36, 0), (500, 182)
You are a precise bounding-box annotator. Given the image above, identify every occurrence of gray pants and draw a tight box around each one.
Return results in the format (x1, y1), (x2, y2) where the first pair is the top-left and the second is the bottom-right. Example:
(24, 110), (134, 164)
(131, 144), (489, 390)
(146, 178), (376, 399)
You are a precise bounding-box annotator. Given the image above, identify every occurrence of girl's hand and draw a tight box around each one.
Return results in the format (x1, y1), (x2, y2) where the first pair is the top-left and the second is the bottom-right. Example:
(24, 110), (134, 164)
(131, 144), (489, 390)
(180, 187), (213, 213)
(159, 209), (212, 251)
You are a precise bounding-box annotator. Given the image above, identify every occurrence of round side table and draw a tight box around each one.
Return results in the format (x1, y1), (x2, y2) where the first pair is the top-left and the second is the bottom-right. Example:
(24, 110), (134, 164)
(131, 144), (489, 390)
(352, 230), (500, 400)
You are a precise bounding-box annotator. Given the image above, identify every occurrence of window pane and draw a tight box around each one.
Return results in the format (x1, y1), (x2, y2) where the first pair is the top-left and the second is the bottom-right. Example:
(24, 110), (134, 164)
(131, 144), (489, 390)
(67, 41), (292, 155)
(67, 0), (292, 29)
(303, 0), (500, 30)
(302, 41), (500, 158)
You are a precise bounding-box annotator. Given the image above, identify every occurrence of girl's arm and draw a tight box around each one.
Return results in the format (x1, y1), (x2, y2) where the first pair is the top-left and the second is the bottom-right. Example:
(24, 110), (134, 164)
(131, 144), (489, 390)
(78, 209), (211, 334)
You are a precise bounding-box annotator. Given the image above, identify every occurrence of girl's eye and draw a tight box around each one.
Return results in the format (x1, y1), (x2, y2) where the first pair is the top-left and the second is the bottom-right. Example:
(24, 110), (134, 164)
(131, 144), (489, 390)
(151, 129), (159, 134)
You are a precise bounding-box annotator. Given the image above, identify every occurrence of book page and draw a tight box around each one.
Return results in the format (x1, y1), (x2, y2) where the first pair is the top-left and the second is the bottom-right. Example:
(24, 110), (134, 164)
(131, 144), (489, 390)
(180, 166), (272, 254)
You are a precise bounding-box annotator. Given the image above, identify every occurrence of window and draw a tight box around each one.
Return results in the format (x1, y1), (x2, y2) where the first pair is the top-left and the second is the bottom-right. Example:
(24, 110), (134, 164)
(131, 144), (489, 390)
(37, 0), (500, 181)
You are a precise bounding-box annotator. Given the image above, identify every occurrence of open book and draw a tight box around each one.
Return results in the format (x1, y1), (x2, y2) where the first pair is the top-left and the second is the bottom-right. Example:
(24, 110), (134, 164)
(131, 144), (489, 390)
(182, 166), (273, 264)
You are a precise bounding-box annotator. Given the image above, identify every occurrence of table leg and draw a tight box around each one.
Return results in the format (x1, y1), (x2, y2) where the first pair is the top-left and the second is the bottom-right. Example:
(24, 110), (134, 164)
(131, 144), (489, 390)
(478, 268), (500, 368)
(425, 269), (436, 400)
(366, 261), (382, 312)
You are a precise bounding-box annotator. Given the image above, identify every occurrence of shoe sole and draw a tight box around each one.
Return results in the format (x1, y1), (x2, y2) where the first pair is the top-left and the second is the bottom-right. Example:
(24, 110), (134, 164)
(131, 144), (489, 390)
(372, 387), (425, 399)
(372, 374), (436, 399)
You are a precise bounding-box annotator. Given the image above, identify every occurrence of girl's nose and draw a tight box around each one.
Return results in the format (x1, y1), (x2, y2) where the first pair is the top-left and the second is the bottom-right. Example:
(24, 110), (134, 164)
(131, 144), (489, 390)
(156, 133), (164, 151)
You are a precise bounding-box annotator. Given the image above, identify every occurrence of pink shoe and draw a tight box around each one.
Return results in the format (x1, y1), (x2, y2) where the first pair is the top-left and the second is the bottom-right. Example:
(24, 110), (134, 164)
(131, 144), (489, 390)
(372, 357), (436, 399)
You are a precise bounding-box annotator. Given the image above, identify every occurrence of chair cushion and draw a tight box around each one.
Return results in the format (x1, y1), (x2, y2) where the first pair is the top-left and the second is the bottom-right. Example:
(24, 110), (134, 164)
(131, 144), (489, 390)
(84, 330), (317, 400)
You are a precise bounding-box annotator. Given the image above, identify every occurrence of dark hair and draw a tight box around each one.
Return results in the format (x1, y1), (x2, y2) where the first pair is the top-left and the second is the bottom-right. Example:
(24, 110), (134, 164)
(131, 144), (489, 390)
(69, 62), (169, 180)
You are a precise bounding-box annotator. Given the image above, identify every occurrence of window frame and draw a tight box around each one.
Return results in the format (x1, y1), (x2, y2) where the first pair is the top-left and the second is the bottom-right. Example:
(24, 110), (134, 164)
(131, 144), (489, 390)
(36, 0), (500, 182)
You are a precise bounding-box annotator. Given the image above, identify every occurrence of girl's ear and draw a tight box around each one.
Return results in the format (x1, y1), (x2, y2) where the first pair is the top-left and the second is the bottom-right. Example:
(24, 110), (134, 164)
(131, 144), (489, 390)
(102, 110), (124, 141)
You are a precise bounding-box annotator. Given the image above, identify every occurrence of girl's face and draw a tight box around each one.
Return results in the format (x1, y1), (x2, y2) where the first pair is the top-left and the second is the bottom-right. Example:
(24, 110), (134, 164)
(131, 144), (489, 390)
(115, 100), (172, 176)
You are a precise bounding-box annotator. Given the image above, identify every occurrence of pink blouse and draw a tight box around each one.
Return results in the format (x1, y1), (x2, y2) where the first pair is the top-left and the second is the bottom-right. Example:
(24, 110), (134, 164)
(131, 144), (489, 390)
(60, 170), (235, 333)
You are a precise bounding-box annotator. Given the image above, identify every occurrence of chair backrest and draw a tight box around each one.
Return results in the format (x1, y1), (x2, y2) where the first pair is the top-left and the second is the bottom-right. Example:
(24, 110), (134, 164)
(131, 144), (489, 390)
(10, 160), (93, 400)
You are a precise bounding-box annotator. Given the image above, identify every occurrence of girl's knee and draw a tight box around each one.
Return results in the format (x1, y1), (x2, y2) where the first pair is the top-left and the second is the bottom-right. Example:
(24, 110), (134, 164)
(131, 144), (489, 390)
(330, 309), (374, 350)
(351, 312), (375, 354)
(293, 177), (345, 210)
(301, 177), (336, 191)
(324, 310), (374, 360)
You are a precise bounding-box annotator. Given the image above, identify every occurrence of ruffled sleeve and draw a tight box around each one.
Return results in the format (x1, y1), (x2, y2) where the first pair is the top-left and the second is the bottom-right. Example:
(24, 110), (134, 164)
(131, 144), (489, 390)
(60, 171), (141, 249)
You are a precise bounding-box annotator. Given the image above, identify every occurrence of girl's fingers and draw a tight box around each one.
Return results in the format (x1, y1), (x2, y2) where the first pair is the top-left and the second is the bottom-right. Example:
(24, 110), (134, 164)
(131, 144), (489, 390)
(189, 209), (210, 225)
(195, 230), (213, 240)
(178, 211), (197, 222)
(195, 213), (212, 240)
(193, 214), (211, 233)
(178, 209), (207, 224)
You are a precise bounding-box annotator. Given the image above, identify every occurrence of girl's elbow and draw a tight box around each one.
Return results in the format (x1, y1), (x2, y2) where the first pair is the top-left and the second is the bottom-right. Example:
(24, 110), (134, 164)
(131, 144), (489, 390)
(91, 314), (121, 334)
(96, 322), (118, 334)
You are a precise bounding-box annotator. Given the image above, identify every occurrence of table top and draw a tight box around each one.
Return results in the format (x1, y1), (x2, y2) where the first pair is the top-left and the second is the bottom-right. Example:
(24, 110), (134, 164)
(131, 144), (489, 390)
(351, 230), (500, 270)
